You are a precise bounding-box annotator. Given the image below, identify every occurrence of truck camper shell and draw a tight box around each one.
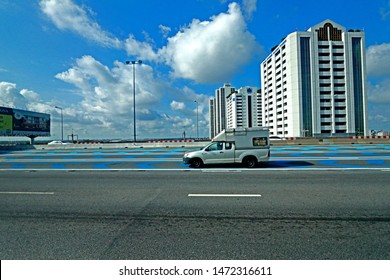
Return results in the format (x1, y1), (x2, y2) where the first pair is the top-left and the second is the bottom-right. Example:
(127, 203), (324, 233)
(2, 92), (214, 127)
(212, 127), (270, 149)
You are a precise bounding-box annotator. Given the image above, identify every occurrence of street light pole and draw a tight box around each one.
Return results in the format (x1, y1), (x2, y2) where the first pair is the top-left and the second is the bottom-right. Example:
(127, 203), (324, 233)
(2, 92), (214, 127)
(54, 106), (63, 142)
(126, 60), (142, 142)
(194, 100), (199, 139)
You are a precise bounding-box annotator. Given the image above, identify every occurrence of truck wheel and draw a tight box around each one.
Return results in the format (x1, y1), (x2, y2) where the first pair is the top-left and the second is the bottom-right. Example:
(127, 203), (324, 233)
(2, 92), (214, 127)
(190, 158), (203, 168)
(243, 156), (257, 168)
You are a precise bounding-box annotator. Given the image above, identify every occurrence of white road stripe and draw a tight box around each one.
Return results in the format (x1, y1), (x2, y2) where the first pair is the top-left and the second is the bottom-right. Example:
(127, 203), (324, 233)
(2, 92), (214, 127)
(188, 194), (261, 197)
(0, 192), (54, 195)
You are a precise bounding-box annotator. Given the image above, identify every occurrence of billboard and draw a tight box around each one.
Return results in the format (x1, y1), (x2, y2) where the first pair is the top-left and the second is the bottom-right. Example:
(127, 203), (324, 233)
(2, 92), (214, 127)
(0, 106), (50, 137)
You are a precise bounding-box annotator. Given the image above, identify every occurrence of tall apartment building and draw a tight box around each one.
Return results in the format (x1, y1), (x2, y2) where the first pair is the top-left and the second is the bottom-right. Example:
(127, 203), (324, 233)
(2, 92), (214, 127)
(226, 86), (262, 129)
(209, 83), (236, 138)
(261, 19), (368, 137)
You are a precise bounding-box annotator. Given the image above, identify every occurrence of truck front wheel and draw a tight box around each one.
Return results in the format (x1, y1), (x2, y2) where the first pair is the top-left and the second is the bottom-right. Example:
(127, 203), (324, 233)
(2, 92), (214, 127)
(243, 156), (257, 168)
(190, 158), (203, 168)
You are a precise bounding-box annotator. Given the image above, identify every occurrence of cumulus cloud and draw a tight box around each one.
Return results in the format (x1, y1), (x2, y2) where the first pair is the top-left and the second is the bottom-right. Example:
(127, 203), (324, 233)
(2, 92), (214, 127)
(53, 56), (210, 138)
(39, 0), (121, 48)
(55, 55), (161, 117)
(124, 2), (261, 84)
(0, 82), (54, 119)
(125, 35), (160, 62)
(41, 0), (261, 85)
(366, 43), (390, 76)
(160, 2), (261, 83)
(366, 43), (390, 131)
(35, 1), (261, 137)
(0, 82), (28, 109)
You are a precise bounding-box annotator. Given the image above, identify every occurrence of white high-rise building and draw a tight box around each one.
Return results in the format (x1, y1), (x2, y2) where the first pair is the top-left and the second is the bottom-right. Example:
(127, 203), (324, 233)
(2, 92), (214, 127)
(261, 19), (368, 137)
(226, 86), (262, 129)
(209, 83), (236, 138)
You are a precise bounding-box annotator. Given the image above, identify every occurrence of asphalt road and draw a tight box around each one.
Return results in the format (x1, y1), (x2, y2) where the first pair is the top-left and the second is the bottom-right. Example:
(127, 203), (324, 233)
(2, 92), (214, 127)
(0, 169), (389, 259)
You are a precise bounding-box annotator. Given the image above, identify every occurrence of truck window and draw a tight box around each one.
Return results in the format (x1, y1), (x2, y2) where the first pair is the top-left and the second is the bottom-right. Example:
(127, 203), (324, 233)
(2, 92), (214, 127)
(207, 142), (223, 151)
(225, 142), (233, 150)
(253, 137), (268, 146)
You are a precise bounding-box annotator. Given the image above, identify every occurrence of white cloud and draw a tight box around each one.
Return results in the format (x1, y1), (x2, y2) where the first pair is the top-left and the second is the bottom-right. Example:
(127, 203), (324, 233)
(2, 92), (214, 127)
(34, 1), (262, 138)
(39, 0), (121, 48)
(0, 82), (28, 109)
(368, 79), (390, 104)
(366, 43), (390, 131)
(41, 0), (261, 85)
(380, 0), (390, 20)
(160, 2), (261, 83)
(54, 56), (209, 139)
(367, 79), (390, 131)
(159, 24), (171, 38)
(242, 0), (257, 18)
(366, 43), (390, 76)
(0, 82), (54, 121)
(124, 2), (261, 84)
(170, 100), (186, 111)
(125, 35), (160, 62)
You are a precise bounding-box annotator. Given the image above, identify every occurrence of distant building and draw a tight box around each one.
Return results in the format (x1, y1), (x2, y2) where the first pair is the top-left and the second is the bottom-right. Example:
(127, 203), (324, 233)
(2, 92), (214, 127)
(209, 83), (263, 138)
(208, 99), (215, 139)
(209, 83), (236, 138)
(226, 86), (262, 129)
(260, 19), (368, 137)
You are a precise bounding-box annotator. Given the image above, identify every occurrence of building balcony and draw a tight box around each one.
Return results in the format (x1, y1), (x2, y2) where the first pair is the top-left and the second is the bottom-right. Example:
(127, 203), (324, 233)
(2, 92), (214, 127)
(335, 125), (347, 130)
(335, 110), (346, 115)
(333, 56), (344, 61)
(320, 79), (332, 84)
(333, 64), (344, 69)
(319, 72), (331, 77)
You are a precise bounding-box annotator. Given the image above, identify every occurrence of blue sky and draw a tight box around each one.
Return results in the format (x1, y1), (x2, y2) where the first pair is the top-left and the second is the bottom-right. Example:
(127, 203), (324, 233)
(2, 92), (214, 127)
(1, 0), (390, 140)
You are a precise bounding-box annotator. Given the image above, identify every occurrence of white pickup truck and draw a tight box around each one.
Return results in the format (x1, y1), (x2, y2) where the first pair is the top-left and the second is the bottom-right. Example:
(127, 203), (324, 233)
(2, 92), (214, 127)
(183, 127), (270, 168)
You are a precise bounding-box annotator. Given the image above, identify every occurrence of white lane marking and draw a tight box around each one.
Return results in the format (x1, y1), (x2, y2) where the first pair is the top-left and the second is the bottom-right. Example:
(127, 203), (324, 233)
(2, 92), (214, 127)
(0, 192), (54, 195)
(201, 170), (242, 173)
(188, 194), (261, 197)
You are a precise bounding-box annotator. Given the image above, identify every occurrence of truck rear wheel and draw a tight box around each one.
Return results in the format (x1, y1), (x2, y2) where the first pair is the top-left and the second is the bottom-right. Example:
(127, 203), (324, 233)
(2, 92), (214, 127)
(243, 156), (257, 168)
(190, 158), (203, 168)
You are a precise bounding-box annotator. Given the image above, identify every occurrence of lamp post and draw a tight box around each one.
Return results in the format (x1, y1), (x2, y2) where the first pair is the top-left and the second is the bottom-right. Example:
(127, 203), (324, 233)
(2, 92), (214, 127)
(194, 100), (199, 139)
(54, 106), (63, 142)
(126, 60), (142, 142)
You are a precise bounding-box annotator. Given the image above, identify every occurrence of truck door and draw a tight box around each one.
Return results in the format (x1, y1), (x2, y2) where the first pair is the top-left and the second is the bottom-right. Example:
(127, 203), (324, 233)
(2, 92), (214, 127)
(222, 142), (235, 163)
(203, 142), (235, 164)
(203, 142), (224, 164)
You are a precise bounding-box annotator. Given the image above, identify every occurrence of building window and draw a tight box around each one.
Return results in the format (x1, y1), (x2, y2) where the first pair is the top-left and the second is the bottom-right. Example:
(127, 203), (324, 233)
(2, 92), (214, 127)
(300, 37), (313, 137)
(352, 37), (365, 135)
(317, 23), (342, 41)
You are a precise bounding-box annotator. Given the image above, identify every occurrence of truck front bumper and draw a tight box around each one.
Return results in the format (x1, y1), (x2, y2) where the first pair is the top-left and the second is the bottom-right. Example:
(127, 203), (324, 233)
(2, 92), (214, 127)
(183, 157), (192, 164)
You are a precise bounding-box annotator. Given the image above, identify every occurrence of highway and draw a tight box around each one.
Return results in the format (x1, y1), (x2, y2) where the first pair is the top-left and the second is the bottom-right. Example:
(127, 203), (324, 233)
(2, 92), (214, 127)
(0, 145), (389, 259)
(0, 144), (390, 170)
